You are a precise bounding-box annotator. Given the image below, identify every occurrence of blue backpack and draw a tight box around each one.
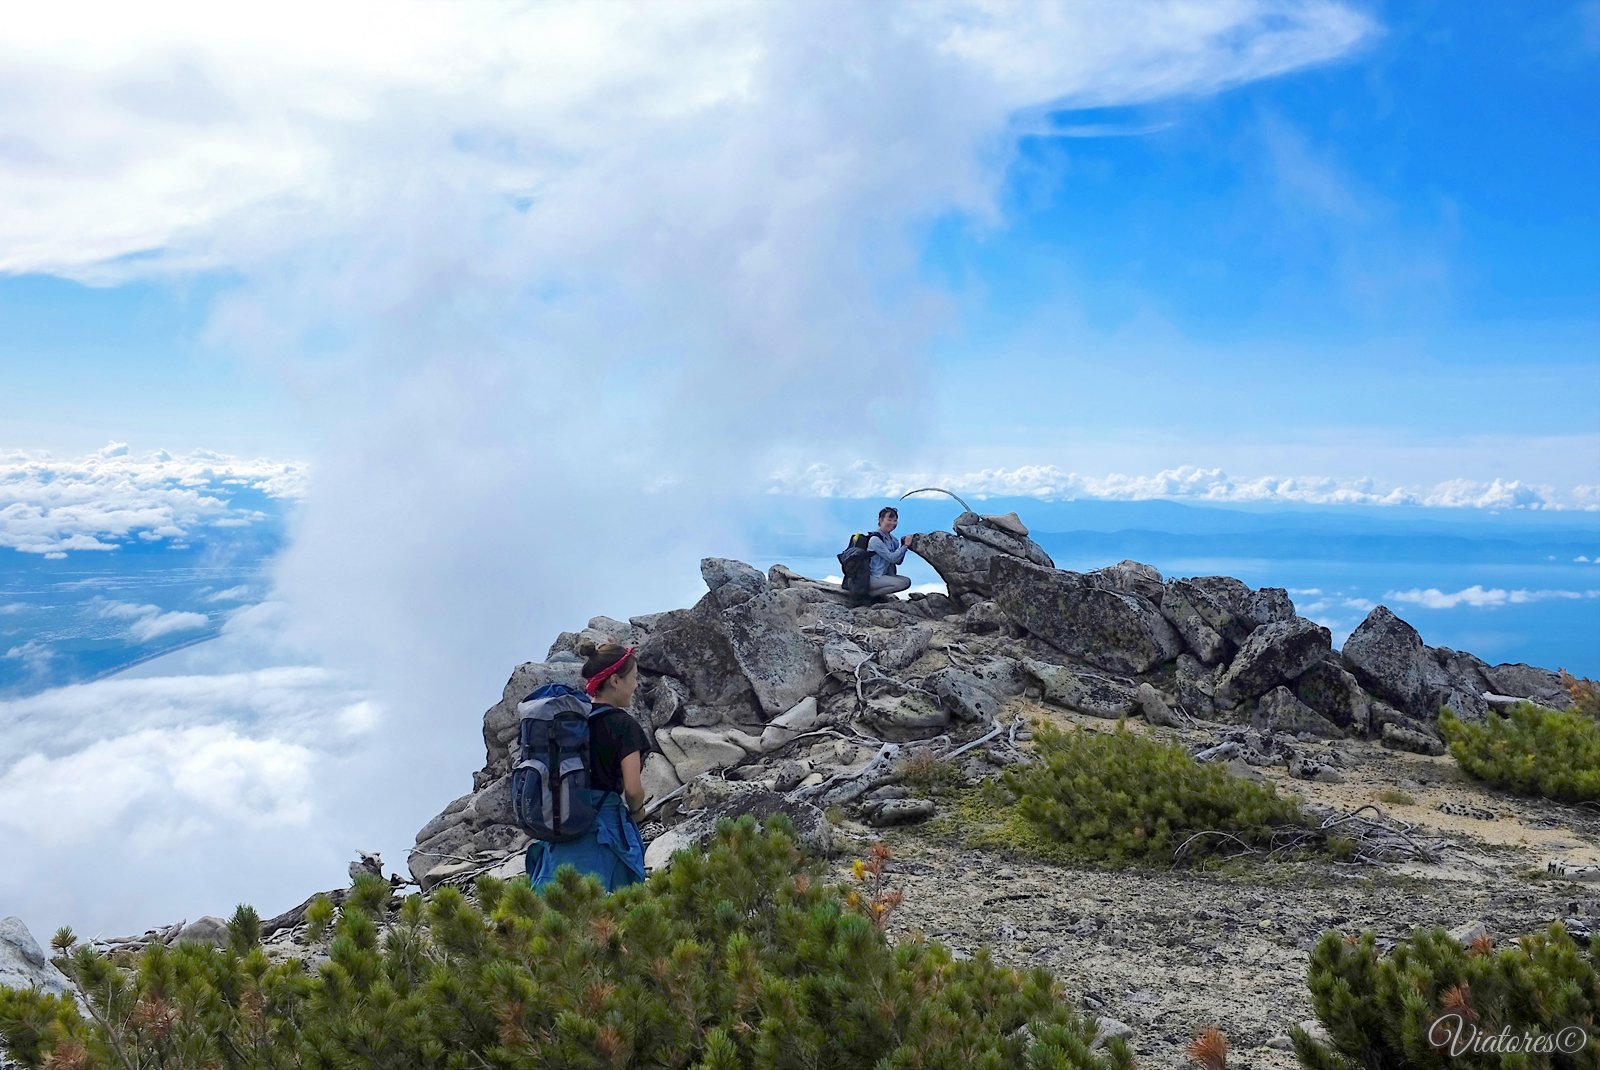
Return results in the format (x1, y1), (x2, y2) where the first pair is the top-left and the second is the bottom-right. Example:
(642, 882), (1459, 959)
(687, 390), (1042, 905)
(510, 683), (608, 842)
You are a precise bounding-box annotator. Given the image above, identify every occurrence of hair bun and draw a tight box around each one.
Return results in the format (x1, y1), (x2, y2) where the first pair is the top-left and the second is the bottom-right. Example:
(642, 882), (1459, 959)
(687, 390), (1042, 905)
(575, 637), (600, 658)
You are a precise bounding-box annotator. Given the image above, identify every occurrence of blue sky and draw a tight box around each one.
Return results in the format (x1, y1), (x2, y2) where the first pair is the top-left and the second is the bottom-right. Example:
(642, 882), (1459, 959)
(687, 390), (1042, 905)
(3, 1), (1596, 493)
(1, 0), (1598, 938)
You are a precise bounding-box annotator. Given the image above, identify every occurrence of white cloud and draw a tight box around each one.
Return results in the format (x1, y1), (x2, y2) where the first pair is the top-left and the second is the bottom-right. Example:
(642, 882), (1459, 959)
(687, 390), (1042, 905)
(764, 462), (1600, 510)
(0, 446), (305, 556)
(206, 586), (253, 603)
(1383, 586), (1600, 610)
(128, 610), (210, 642)
(0, 604), (385, 937)
(0, 1), (1380, 938)
(3, 640), (54, 675)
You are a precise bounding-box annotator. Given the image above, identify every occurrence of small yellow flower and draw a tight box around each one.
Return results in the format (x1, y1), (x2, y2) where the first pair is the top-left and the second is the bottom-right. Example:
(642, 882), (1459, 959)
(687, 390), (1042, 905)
(851, 859), (867, 881)
(846, 890), (861, 908)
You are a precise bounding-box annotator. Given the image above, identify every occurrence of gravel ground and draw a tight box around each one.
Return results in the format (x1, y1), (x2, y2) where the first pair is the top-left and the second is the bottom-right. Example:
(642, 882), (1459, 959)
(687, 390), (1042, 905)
(831, 702), (1600, 1070)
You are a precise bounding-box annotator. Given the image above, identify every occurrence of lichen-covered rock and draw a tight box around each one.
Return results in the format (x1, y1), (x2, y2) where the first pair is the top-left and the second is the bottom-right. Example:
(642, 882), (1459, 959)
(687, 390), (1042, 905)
(1343, 606), (1489, 723)
(1085, 560), (1166, 604)
(1293, 658), (1372, 735)
(1380, 721), (1446, 756)
(1023, 659), (1138, 718)
(1159, 584), (1230, 665)
(952, 511), (1055, 568)
(635, 597), (752, 707)
(656, 726), (753, 782)
(991, 557), (1182, 675)
(1164, 577), (1267, 646)
(870, 624), (933, 674)
(1253, 686), (1342, 738)
(911, 529), (1008, 606)
(701, 556), (771, 608)
(722, 588), (827, 716)
(862, 693), (951, 739)
(1483, 662), (1571, 708)
(1342, 605), (1435, 715)
(925, 667), (1005, 723)
(1215, 618), (1331, 704)
(643, 789), (832, 872)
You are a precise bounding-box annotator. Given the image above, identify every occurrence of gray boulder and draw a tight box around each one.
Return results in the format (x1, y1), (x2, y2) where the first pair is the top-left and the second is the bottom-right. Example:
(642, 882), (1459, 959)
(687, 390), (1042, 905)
(952, 511), (1055, 568)
(657, 726), (754, 782)
(636, 596), (755, 707)
(1253, 686), (1342, 738)
(926, 667), (1005, 723)
(1159, 585), (1230, 665)
(1134, 682), (1180, 726)
(863, 693), (951, 739)
(1380, 721), (1447, 756)
(722, 589), (826, 716)
(1293, 658), (1372, 734)
(871, 624), (933, 673)
(1023, 659), (1138, 718)
(644, 789), (832, 872)
(173, 916), (231, 948)
(1163, 577), (1273, 647)
(1483, 662), (1571, 708)
(1343, 606), (1436, 717)
(990, 557), (1182, 675)
(1173, 654), (1218, 715)
(0, 917), (74, 999)
(864, 798), (937, 827)
(913, 530), (1009, 606)
(1215, 618), (1331, 704)
(1085, 560), (1166, 604)
(701, 557), (771, 608)
(409, 820), (527, 888)
(1343, 606), (1489, 723)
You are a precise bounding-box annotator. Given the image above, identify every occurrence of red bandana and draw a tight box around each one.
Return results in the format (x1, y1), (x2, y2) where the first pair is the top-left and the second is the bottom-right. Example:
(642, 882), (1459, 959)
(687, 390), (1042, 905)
(584, 646), (635, 697)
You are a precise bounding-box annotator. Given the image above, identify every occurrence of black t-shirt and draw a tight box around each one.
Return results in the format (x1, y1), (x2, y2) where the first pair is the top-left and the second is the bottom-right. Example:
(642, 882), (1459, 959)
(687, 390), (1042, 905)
(588, 705), (648, 794)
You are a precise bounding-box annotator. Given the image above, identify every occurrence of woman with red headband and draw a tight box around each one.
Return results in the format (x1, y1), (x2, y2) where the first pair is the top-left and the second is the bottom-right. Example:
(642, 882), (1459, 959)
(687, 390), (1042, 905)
(525, 638), (649, 892)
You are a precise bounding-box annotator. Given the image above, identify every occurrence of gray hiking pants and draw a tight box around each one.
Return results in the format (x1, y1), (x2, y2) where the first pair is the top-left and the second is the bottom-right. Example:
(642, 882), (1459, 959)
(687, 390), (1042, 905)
(867, 574), (911, 596)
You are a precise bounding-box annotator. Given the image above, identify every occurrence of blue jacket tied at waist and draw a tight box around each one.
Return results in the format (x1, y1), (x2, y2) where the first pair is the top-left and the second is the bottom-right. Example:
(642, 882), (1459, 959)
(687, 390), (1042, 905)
(526, 789), (646, 893)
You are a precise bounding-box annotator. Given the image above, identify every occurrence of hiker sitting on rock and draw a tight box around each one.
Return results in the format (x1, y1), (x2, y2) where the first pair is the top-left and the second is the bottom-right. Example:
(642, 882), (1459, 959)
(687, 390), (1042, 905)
(867, 506), (918, 598)
(525, 639), (649, 893)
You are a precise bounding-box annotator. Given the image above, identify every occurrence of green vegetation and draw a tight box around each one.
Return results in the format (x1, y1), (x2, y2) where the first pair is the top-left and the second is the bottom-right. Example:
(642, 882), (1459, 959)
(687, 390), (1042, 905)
(1375, 788), (1416, 807)
(1439, 701), (1600, 803)
(893, 751), (964, 796)
(956, 720), (1311, 868)
(0, 817), (1132, 1070)
(1294, 921), (1600, 1069)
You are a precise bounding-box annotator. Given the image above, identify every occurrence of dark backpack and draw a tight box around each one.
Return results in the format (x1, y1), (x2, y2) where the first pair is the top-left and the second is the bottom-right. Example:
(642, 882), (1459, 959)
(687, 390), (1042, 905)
(837, 531), (878, 598)
(510, 682), (608, 842)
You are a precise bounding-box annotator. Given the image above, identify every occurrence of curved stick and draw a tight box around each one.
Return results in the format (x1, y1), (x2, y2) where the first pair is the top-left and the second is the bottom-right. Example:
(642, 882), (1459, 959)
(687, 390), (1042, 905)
(898, 487), (974, 514)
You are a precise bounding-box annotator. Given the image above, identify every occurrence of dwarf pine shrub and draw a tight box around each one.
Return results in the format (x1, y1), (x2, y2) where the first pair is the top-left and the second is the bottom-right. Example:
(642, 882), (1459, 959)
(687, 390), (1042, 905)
(1439, 702), (1600, 803)
(997, 720), (1309, 866)
(0, 816), (1132, 1070)
(1293, 921), (1600, 1069)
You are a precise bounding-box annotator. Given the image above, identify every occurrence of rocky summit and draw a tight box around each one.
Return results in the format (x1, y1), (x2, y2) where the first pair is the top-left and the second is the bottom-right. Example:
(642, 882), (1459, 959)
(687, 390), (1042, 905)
(406, 508), (1574, 890)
